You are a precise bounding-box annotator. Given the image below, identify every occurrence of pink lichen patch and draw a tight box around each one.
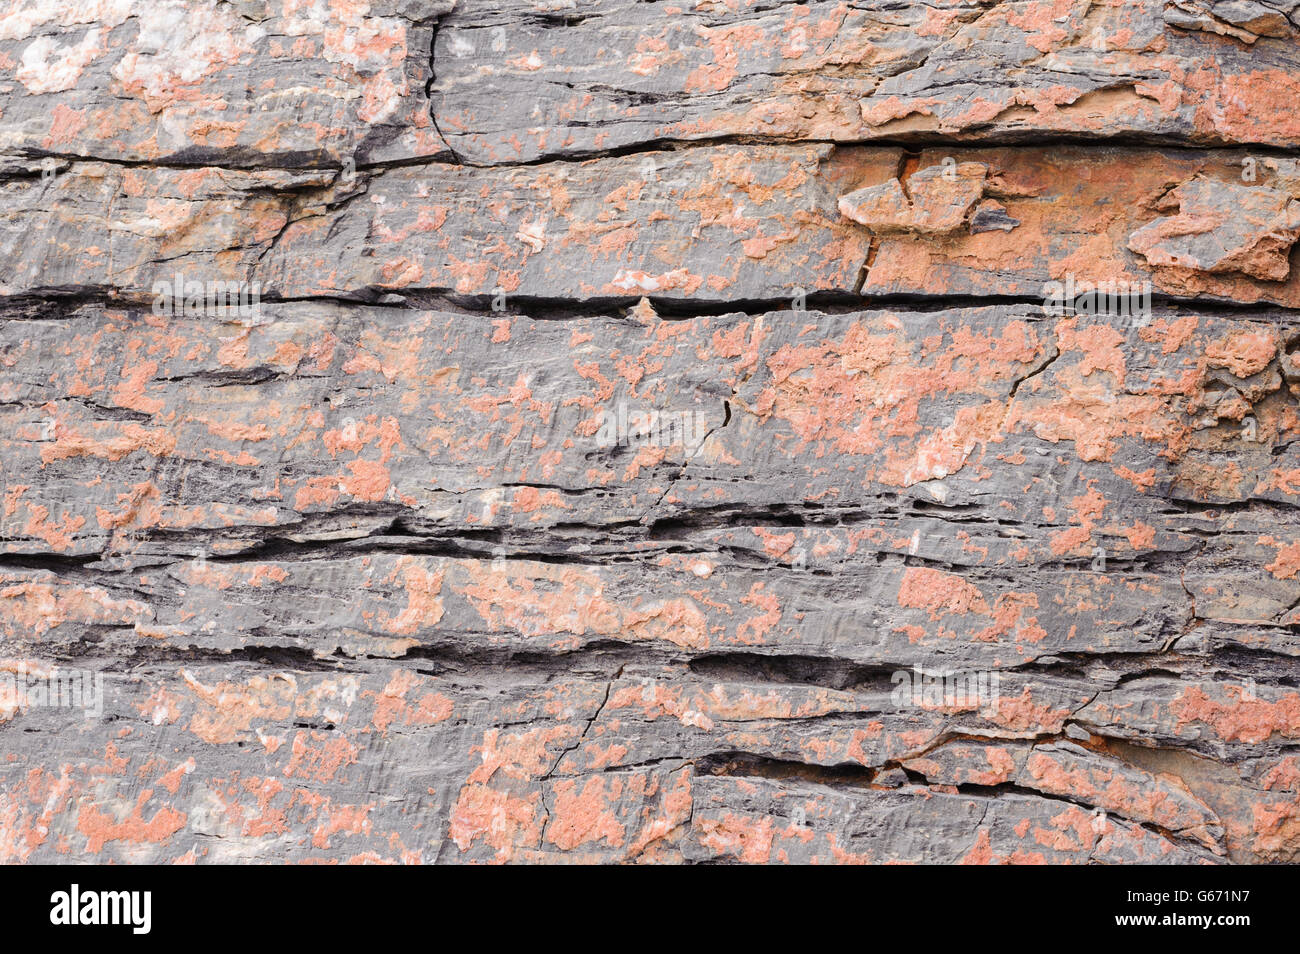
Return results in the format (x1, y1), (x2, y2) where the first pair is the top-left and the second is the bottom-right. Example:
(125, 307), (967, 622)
(1252, 798), (1300, 859)
(1258, 536), (1300, 579)
(546, 776), (627, 851)
(180, 670), (296, 744)
(1170, 686), (1300, 744)
(0, 578), (149, 639)
(1205, 329), (1277, 378)
(375, 559), (445, 635)
(990, 688), (1072, 733)
(282, 730), (360, 784)
(449, 784), (542, 863)
(897, 567), (988, 620)
(40, 420), (177, 465)
(75, 790), (186, 855)
(366, 669), (453, 735)
(468, 725), (576, 786)
(696, 812), (775, 863)
(736, 582), (781, 643)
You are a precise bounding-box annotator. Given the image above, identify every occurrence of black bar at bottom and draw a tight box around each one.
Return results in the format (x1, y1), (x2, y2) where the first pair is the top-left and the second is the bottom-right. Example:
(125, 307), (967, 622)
(0, 863), (1278, 941)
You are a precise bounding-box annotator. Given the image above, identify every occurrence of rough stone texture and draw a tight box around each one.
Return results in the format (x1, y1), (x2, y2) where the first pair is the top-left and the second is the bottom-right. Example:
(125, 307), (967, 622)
(427, 0), (1300, 163)
(0, 0), (452, 166)
(0, 1), (1298, 865)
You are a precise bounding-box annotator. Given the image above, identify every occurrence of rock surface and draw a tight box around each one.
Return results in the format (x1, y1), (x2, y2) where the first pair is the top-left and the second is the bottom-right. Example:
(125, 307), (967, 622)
(0, 0), (1297, 865)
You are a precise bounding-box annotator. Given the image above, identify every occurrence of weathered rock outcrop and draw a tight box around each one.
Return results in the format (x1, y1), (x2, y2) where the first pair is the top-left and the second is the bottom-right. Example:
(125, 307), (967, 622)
(0, 0), (1297, 864)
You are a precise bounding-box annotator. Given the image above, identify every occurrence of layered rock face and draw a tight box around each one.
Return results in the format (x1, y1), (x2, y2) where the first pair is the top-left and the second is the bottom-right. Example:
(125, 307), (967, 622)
(0, 0), (1298, 864)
